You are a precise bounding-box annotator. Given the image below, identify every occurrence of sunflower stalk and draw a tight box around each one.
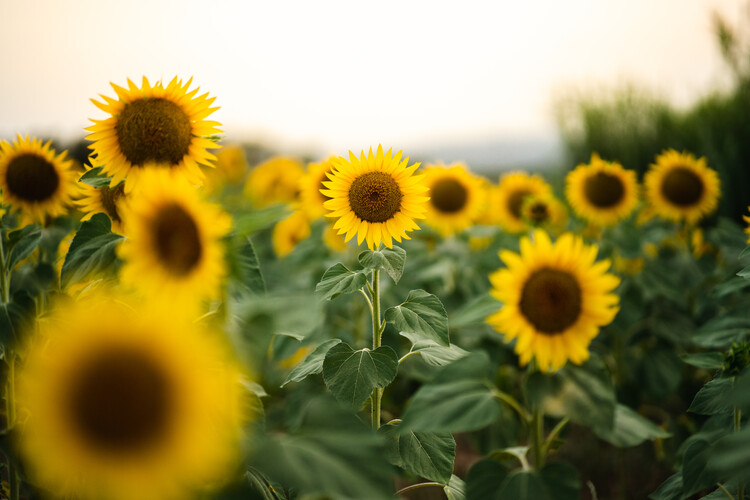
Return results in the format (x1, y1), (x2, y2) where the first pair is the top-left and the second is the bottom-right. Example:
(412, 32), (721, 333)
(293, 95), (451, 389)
(531, 406), (546, 470)
(735, 401), (744, 500)
(370, 269), (383, 430)
(0, 228), (9, 304)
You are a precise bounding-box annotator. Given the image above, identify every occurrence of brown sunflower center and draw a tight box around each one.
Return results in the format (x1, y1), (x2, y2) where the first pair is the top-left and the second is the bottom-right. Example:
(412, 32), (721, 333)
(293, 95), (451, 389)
(527, 201), (550, 224)
(66, 347), (172, 454)
(116, 97), (192, 167)
(430, 178), (468, 214)
(508, 189), (532, 219)
(661, 167), (704, 207)
(152, 203), (202, 275)
(5, 153), (60, 202)
(583, 172), (625, 208)
(99, 184), (125, 224)
(348, 172), (402, 223)
(520, 268), (582, 334)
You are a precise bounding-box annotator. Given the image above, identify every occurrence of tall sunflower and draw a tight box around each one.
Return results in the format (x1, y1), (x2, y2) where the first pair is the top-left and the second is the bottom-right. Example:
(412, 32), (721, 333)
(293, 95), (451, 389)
(118, 169), (231, 309)
(565, 153), (639, 226)
(322, 146), (429, 250)
(15, 294), (247, 500)
(86, 77), (221, 192)
(486, 230), (620, 372)
(244, 156), (304, 207)
(490, 172), (552, 233)
(299, 158), (334, 219)
(644, 150), (720, 224)
(421, 164), (487, 236)
(0, 135), (79, 222)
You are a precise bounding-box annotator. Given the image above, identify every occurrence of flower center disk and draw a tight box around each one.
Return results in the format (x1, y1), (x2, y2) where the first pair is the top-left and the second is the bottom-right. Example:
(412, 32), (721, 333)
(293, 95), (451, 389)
(66, 347), (172, 454)
(5, 153), (59, 202)
(583, 172), (625, 208)
(520, 268), (582, 334)
(508, 189), (532, 219)
(115, 98), (192, 167)
(152, 203), (202, 275)
(348, 171), (402, 223)
(661, 166), (704, 206)
(430, 178), (468, 213)
(528, 202), (549, 223)
(100, 184), (125, 224)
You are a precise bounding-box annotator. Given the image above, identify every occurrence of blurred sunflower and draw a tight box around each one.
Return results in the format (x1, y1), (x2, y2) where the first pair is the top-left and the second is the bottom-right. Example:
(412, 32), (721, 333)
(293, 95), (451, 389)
(565, 153), (639, 226)
(644, 150), (720, 224)
(77, 167), (128, 233)
(520, 194), (568, 230)
(322, 146), (429, 250)
(487, 230), (620, 372)
(86, 77), (221, 192)
(322, 223), (347, 252)
(421, 164), (486, 236)
(272, 211), (311, 257)
(118, 169), (231, 309)
(490, 172), (552, 233)
(244, 156), (304, 207)
(299, 159), (334, 219)
(744, 207), (750, 243)
(0, 135), (78, 223)
(16, 295), (247, 500)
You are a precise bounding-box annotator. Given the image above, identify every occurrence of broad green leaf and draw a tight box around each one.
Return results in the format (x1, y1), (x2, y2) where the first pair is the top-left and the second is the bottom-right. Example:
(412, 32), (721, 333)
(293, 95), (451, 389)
(322, 343), (399, 411)
(538, 462), (581, 500)
(227, 236), (265, 297)
(61, 214), (124, 288)
(78, 166), (112, 188)
(378, 422), (403, 468)
(688, 378), (734, 415)
(358, 246), (406, 283)
(739, 245), (750, 259)
(411, 340), (469, 367)
(648, 471), (682, 500)
(281, 339), (342, 387)
(681, 352), (724, 370)
(6, 225), (42, 269)
(712, 276), (750, 298)
(449, 294), (501, 329)
(682, 435), (723, 497)
(444, 474), (466, 500)
(707, 427), (750, 483)
(397, 427), (456, 483)
(233, 204), (290, 235)
(692, 315), (750, 349)
(737, 265), (750, 279)
(466, 459), (508, 500)
(0, 292), (34, 348)
(497, 470), (549, 500)
(234, 294), (324, 342)
(315, 263), (368, 300)
(594, 404), (671, 447)
(385, 289), (450, 346)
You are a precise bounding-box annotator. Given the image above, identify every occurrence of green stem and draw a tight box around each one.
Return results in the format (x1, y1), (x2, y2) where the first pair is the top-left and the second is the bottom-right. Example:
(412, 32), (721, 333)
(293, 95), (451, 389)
(395, 482), (444, 497)
(0, 229), (9, 304)
(370, 269), (382, 430)
(492, 389), (531, 422)
(531, 406), (545, 470)
(542, 417), (570, 457)
(717, 482), (736, 500)
(735, 404), (744, 500)
(6, 354), (18, 500)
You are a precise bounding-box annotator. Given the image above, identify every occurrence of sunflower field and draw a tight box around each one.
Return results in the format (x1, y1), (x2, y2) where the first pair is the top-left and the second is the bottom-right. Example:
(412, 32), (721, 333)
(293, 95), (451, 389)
(2, 38), (750, 500)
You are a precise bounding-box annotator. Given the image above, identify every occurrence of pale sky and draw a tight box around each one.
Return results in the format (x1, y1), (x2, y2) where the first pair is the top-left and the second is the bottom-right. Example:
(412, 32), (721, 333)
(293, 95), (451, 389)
(0, 0), (743, 157)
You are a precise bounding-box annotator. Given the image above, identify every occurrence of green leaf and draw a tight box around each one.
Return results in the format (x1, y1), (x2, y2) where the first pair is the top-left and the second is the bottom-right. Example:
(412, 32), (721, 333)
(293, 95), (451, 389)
(322, 343), (399, 411)
(378, 422), (403, 468)
(739, 245), (750, 259)
(707, 427), (750, 483)
(538, 462), (581, 500)
(0, 292), (34, 348)
(444, 474), (466, 500)
(681, 352), (724, 370)
(449, 294), (501, 330)
(281, 339), (342, 387)
(61, 213), (124, 288)
(233, 204), (289, 235)
(496, 470), (549, 500)
(688, 377), (734, 415)
(227, 236), (265, 297)
(594, 404), (671, 447)
(78, 166), (113, 188)
(358, 246), (406, 284)
(737, 265), (750, 279)
(6, 225), (43, 270)
(411, 340), (469, 367)
(466, 459), (508, 500)
(648, 471), (682, 500)
(315, 263), (368, 300)
(692, 315), (750, 349)
(683, 435), (723, 497)
(385, 289), (450, 346)
(397, 426), (456, 483)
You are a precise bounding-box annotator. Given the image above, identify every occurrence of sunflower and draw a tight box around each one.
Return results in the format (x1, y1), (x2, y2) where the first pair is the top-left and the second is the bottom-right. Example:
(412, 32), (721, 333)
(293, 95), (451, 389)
(299, 158), (335, 219)
(644, 150), (720, 224)
(244, 156), (304, 207)
(86, 77), (221, 193)
(77, 165), (128, 233)
(421, 163), (487, 236)
(322, 146), (429, 250)
(490, 172), (552, 233)
(744, 208), (750, 243)
(565, 153), (639, 226)
(16, 295), (247, 500)
(0, 135), (79, 223)
(118, 169), (231, 309)
(272, 211), (311, 257)
(486, 230), (620, 372)
(322, 223), (348, 252)
(520, 194), (568, 230)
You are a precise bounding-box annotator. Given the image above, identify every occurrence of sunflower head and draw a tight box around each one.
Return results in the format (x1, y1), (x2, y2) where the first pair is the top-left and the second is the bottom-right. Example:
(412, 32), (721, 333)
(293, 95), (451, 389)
(644, 150), (720, 224)
(299, 158), (336, 219)
(272, 211), (311, 257)
(520, 194), (568, 230)
(244, 156), (304, 207)
(489, 172), (552, 233)
(421, 163), (487, 236)
(322, 146), (429, 250)
(0, 135), (79, 223)
(86, 77), (221, 193)
(118, 169), (231, 310)
(15, 294), (248, 500)
(565, 153), (639, 227)
(77, 164), (129, 233)
(487, 230), (620, 372)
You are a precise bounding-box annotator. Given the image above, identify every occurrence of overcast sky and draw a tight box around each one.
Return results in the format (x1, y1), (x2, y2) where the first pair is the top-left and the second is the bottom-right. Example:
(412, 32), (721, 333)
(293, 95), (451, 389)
(0, 0), (743, 157)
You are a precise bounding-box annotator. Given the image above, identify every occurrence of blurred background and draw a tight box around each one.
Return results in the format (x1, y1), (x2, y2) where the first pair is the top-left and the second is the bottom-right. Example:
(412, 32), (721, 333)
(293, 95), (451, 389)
(1, 0), (749, 216)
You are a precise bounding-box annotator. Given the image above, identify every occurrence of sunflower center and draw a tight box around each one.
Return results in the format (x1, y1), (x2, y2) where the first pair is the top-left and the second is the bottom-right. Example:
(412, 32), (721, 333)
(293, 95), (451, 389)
(527, 201), (549, 223)
(430, 178), (468, 213)
(348, 172), (402, 223)
(67, 347), (172, 454)
(152, 203), (202, 275)
(116, 98), (192, 167)
(99, 184), (125, 224)
(661, 167), (704, 206)
(508, 189), (532, 219)
(520, 268), (582, 334)
(5, 153), (60, 202)
(583, 172), (625, 208)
